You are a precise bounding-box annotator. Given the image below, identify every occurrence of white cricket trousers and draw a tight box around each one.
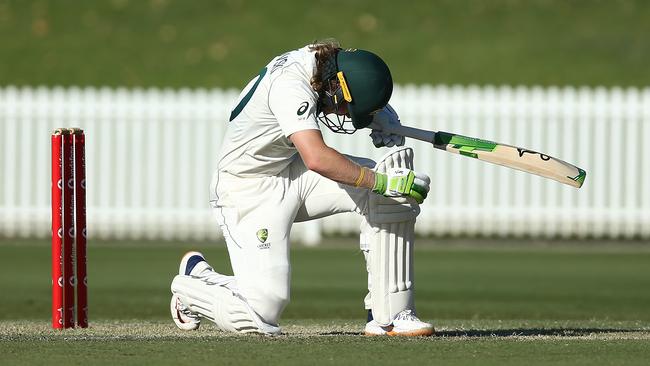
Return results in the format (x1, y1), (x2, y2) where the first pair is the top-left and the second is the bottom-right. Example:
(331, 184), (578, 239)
(209, 156), (373, 326)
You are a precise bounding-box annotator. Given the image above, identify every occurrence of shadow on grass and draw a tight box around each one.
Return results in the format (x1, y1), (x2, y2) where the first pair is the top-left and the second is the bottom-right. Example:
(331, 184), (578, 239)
(317, 331), (363, 336)
(435, 328), (640, 338)
(315, 328), (643, 337)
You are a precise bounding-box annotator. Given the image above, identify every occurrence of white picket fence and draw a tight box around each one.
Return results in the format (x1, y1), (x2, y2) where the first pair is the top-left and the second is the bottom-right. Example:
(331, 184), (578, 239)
(1, 85), (649, 243)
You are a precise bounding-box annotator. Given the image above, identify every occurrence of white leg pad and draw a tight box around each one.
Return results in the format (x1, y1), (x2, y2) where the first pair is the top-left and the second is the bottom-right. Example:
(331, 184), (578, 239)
(361, 147), (419, 326)
(171, 273), (281, 335)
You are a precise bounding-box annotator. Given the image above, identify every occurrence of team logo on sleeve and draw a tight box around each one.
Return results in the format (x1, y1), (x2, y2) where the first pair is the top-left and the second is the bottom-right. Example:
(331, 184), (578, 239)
(297, 102), (309, 116)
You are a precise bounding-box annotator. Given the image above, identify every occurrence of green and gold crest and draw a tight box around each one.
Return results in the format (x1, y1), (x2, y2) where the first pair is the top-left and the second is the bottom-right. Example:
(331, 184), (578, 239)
(256, 228), (268, 243)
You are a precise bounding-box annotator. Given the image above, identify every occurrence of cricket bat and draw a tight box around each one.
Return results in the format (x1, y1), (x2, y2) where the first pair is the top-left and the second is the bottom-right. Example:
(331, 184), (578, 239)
(375, 124), (587, 188)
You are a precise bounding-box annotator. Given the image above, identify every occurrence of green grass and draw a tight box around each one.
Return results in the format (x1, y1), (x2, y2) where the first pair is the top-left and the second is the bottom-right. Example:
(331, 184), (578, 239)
(1, 240), (649, 365)
(0, 0), (649, 88)
(3, 242), (650, 322)
(2, 320), (649, 366)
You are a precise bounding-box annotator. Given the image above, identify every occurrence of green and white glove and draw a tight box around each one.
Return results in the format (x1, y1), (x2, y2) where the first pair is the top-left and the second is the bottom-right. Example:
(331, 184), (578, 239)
(372, 168), (431, 204)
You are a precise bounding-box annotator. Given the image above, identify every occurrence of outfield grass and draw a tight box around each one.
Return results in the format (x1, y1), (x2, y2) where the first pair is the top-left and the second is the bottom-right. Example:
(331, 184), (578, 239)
(2, 241), (650, 322)
(0, 240), (649, 365)
(1, 0), (648, 88)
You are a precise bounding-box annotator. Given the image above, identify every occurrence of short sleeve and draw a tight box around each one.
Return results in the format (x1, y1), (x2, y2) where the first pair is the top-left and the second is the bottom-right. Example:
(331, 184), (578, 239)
(268, 75), (320, 137)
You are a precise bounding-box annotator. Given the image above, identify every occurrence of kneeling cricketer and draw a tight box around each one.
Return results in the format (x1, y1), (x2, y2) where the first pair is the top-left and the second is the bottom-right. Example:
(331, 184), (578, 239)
(170, 40), (434, 336)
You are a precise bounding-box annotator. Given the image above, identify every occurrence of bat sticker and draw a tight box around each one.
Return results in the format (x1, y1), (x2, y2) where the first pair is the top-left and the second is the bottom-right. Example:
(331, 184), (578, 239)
(517, 148), (550, 161)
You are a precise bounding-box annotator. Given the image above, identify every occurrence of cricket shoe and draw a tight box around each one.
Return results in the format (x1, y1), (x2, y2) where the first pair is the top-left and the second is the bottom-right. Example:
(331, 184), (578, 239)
(179, 251), (213, 277)
(170, 251), (211, 331)
(364, 309), (434, 336)
(170, 293), (201, 331)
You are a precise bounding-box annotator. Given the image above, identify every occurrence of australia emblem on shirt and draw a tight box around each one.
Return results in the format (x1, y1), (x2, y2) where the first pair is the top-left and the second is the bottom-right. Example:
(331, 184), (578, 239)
(256, 228), (270, 249)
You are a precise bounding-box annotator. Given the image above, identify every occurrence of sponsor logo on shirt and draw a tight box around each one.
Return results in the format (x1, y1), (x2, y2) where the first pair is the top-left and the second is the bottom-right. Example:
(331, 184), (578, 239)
(297, 102), (309, 116)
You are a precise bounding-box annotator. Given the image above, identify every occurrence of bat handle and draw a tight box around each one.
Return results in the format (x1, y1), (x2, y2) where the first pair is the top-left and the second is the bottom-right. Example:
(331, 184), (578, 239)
(369, 122), (437, 144)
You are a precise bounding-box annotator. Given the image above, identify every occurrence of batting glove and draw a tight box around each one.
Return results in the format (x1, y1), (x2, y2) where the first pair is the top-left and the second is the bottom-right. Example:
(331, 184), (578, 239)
(369, 104), (405, 148)
(372, 167), (430, 204)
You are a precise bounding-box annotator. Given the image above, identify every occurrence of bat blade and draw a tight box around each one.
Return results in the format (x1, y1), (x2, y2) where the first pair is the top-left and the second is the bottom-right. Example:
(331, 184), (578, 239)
(433, 131), (586, 188)
(376, 124), (587, 188)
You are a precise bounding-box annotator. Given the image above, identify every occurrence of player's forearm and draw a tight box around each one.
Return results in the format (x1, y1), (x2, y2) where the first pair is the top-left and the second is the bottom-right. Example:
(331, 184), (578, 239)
(305, 146), (375, 189)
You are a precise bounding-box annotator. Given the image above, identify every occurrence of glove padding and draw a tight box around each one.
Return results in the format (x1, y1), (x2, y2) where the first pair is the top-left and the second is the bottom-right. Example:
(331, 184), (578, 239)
(369, 104), (404, 148)
(373, 167), (431, 204)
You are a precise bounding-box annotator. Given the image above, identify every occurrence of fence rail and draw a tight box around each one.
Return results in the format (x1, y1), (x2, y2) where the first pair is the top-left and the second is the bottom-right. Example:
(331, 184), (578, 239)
(1, 85), (649, 243)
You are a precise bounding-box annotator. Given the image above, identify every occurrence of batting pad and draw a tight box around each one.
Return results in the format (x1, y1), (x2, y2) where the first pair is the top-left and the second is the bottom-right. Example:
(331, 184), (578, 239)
(171, 274), (281, 335)
(362, 147), (418, 326)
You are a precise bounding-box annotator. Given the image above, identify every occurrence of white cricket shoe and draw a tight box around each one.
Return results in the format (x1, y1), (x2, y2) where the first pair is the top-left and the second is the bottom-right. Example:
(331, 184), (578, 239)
(364, 310), (435, 336)
(178, 251), (213, 277)
(170, 293), (201, 331)
(170, 251), (211, 331)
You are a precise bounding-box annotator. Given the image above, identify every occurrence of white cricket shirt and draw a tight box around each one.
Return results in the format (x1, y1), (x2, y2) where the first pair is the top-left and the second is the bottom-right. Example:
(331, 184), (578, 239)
(217, 46), (321, 177)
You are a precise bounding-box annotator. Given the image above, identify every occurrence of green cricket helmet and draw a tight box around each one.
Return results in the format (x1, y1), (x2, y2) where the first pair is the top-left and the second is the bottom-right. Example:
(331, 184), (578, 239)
(318, 49), (393, 133)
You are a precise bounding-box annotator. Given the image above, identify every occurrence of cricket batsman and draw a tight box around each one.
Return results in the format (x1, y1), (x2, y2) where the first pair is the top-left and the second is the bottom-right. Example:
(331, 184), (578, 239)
(170, 40), (434, 336)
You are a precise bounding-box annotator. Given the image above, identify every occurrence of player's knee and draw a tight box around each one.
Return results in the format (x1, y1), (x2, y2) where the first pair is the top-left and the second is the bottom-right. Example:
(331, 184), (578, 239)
(249, 288), (290, 325)
(242, 270), (291, 325)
